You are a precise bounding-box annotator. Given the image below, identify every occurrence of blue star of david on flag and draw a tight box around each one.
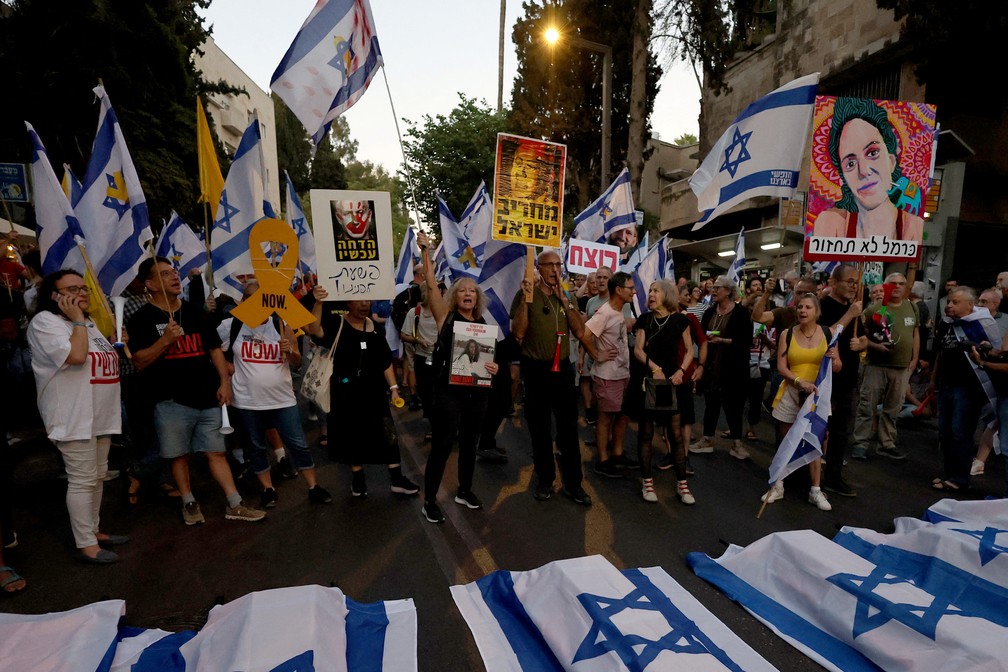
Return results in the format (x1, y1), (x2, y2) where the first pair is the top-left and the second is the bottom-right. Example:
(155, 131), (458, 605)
(573, 570), (744, 670)
(600, 199), (613, 221)
(292, 216), (308, 238)
(102, 172), (130, 218)
(328, 38), (352, 77)
(719, 128), (753, 178)
(452, 238), (485, 271)
(951, 527), (1008, 566)
(215, 189), (240, 234)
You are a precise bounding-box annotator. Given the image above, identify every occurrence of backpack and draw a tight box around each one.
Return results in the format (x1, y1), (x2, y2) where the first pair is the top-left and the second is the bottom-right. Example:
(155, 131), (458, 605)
(391, 284), (421, 332)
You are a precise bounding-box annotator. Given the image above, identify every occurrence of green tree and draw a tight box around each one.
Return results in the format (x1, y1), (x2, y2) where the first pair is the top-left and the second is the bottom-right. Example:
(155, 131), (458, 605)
(510, 0), (660, 215)
(273, 94), (311, 189)
(400, 94), (510, 225)
(652, 0), (736, 95)
(673, 132), (698, 146)
(0, 0), (235, 227)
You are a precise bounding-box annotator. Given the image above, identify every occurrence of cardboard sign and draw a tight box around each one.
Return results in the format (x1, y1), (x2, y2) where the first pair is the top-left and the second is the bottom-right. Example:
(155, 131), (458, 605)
(804, 96), (936, 262)
(310, 190), (395, 300)
(566, 239), (620, 275)
(230, 218), (316, 329)
(492, 133), (566, 248)
(449, 321), (498, 387)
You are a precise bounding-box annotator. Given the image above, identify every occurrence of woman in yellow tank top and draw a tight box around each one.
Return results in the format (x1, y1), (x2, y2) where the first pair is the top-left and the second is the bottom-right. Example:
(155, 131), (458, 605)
(763, 294), (841, 511)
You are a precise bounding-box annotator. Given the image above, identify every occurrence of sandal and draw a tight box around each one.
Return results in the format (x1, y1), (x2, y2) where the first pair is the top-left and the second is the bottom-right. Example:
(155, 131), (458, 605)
(126, 470), (141, 506)
(319, 434), (329, 448)
(932, 478), (961, 492)
(0, 566), (26, 594)
(720, 430), (732, 439)
(745, 431), (758, 441)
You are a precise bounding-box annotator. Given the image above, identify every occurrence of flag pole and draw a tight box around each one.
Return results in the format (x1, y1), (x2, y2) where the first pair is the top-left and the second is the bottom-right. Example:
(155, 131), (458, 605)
(380, 67), (423, 232)
(757, 498), (769, 519)
(203, 203), (215, 294)
(147, 242), (173, 312)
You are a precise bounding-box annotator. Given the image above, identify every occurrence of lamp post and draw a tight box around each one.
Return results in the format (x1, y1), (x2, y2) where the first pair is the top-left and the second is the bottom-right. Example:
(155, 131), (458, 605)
(544, 28), (612, 193)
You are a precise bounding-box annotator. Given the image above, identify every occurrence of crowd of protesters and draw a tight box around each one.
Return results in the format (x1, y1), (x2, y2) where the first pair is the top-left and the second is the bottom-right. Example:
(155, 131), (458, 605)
(1, 232), (1007, 594)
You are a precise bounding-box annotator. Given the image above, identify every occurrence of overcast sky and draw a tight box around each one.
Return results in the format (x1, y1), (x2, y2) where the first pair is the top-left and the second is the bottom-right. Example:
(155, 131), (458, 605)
(199, 0), (700, 175)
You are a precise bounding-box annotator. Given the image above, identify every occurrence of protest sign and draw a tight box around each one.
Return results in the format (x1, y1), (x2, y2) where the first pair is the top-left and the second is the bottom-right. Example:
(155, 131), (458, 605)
(311, 190), (394, 300)
(566, 239), (620, 276)
(492, 133), (565, 248)
(449, 321), (497, 387)
(805, 96), (936, 263)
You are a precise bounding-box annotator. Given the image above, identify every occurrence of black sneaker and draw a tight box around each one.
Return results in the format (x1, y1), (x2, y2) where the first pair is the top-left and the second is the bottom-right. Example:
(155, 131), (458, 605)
(351, 470), (367, 497)
(611, 453), (640, 469)
(656, 453), (675, 471)
(308, 485), (333, 504)
(390, 474), (420, 495)
(422, 501), (445, 523)
(561, 487), (592, 506)
(533, 482), (553, 501)
(877, 446), (908, 461)
(260, 487), (278, 509)
(454, 490), (483, 509)
(822, 478), (857, 497)
(477, 447), (508, 463)
(593, 460), (623, 478)
(276, 457), (298, 480)
(684, 458), (696, 477)
(585, 407), (597, 425)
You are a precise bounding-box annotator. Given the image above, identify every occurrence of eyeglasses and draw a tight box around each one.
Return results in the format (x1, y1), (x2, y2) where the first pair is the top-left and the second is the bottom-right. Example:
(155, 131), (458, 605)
(57, 285), (89, 295)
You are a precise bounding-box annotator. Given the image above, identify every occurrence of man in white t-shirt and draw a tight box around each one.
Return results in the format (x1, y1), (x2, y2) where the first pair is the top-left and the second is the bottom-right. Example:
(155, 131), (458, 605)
(584, 271), (636, 477)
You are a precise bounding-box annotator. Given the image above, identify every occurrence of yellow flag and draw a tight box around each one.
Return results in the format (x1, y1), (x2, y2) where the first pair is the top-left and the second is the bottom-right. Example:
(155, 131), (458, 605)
(84, 267), (116, 339)
(196, 97), (225, 216)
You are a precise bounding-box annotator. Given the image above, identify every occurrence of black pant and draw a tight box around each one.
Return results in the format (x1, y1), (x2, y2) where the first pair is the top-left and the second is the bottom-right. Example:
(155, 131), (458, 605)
(478, 366), (513, 452)
(703, 378), (745, 439)
(521, 358), (583, 490)
(413, 354), (435, 418)
(824, 382), (857, 484)
(747, 369), (769, 428)
(426, 385), (488, 502)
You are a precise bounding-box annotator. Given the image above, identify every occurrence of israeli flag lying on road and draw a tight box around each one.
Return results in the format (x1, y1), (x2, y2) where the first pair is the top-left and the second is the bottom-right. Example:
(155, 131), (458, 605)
(572, 168), (636, 244)
(689, 498), (1008, 672)
(0, 599), (124, 672)
(690, 73), (819, 230)
(924, 497), (1008, 526)
(452, 554), (777, 671)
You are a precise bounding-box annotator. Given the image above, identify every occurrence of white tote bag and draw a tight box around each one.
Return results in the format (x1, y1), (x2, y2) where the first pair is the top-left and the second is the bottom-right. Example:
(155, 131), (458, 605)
(300, 318), (343, 413)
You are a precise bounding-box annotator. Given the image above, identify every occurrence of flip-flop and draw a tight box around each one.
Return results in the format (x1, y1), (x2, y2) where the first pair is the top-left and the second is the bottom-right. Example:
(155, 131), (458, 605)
(0, 566), (26, 594)
(720, 430), (732, 439)
(745, 431), (758, 441)
(319, 434), (329, 448)
(932, 478), (961, 491)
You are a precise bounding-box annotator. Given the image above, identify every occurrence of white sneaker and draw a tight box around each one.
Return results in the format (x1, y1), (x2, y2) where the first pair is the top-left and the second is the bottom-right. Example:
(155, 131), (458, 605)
(761, 483), (784, 503)
(688, 437), (714, 454)
(970, 458), (985, 476)
(641, 478), (657, 503)
(729, 441), (750, 460)
(809, 489), (832, 511)
(676, 481), (696, 505)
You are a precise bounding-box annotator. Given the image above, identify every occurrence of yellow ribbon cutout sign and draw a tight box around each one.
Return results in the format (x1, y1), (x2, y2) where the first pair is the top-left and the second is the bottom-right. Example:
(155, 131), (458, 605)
(230, 218), (316, 330)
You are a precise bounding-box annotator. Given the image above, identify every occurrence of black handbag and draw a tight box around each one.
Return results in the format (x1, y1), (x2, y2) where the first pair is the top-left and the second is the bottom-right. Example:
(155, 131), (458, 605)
(643, 377), (677, 411)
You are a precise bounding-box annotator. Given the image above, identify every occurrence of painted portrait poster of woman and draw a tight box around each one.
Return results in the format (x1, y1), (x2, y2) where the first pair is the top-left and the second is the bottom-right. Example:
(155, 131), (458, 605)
(805, 96), (936, 262)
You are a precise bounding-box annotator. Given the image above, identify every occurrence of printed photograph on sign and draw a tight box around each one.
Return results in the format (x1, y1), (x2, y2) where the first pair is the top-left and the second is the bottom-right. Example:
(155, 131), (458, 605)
(449, 321), (498, 388)
(310, 189), (394, 301)
(492, 133), (565, 248)
(805, 96), (936, 262)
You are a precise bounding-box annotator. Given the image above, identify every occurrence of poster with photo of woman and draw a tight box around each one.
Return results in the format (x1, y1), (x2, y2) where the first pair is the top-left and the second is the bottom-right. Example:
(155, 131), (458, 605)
(449, 321), (497, 387)
(805, 96), (936, 263)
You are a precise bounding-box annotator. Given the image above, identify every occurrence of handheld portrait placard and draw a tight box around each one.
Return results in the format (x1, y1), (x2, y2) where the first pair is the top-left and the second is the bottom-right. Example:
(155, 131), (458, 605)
(492, 133), (566, 248)
(310, 190), (395, 300)
(566, 239), (620, 276)
(449, 322), (498, 388)
(804, 96), (936, 263)
(229, 218), (316, 330)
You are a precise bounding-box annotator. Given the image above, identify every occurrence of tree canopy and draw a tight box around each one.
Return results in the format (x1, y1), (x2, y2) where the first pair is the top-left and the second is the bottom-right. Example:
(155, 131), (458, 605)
(0, 0), (236, 228)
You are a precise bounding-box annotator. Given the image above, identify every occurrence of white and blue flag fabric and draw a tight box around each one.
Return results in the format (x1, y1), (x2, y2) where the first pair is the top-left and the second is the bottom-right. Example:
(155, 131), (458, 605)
(26, 123), (85, 276)
(62, 164), (84, 208)
(76, 85), (153, 295)
(477, 238), (526, 340)
(620, 229), (648, 274)
(726, 228), (746, 287)
(284, 171), (316, 277)
(690, 73), (819, 230)
(155, 212), (206, 290)
(431, 241), (451, 285)
(0, 599), (124, 672)
(690, 498), (1008, 672)
(386, 226), (421, 357)
(437, 183), (492, 283)
(270, 0), (383, 146)
(924, 497), (1008, 526)
(572, 168), (636, 244)
(631, 234), (675, 316)
(210, 119), (270, 300)
(452, 555), (777, 672)
(766, 328), (839, 487)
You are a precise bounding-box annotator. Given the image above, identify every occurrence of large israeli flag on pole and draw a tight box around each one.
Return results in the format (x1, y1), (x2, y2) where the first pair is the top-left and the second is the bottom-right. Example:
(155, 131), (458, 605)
(155, 212), (206, 286)
(690, 73), (820, 230)
(210, 119), (269, 300)
(270, 0), (383, 146)
(76, 85), (153, 295)
(386, 226), (421, 356)
(572, 168), (636, 243)
(477, 238), (526, 339)
(726, 228), (746, 286)
(452, 555), (777, 671)
(26, 123), (85, 275)
(631, 234), (675, 316)
(284, 171), (316, 277)
(766, 328), (839, 487)
(0, 599), (124, 672)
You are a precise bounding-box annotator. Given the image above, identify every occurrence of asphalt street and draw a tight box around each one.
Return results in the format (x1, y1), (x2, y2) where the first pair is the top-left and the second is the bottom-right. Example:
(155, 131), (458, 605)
(2, 396), (1004, 671)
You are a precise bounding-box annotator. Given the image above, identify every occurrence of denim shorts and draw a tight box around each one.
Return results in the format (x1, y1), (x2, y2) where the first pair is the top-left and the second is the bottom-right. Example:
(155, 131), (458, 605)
(155, 400), (226, 459)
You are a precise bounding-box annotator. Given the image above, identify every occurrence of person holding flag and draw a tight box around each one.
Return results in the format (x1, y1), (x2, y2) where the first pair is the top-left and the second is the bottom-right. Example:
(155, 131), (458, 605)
(762, 294), (841, 510)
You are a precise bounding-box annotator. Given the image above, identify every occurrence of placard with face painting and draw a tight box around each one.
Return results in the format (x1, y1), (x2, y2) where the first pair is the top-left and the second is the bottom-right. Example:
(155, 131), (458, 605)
(310, 190), (394, 300)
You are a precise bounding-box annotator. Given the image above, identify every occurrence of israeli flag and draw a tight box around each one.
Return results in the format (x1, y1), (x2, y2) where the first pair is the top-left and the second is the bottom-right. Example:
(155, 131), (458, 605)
(620, 229), (648, 274)
(690, 499), (1008, 672)
(386, 226), (421, 357)
(76, 85), (153, 296)
(270, 0), (383, 146)
(766, 329), (838, 487)
(284, 171), (315, 277)
(155, 212), (206, 289)
(61, 164), (84, 207)
(726, 228), (746, 287)
(0, 599), (124, 672)
(25, 122), (85, 276)
(432, 241), (451, 285)
(452, 555), (777, 672)
(925, 498), (1008, 526)
(477, 238), (526, 339)
(210, 119), (270, 300)
(631, 234), (675, 316)
(572, 168), (636, 243)
(690, 73), (820, 230)
(105, 628), (197, 672)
